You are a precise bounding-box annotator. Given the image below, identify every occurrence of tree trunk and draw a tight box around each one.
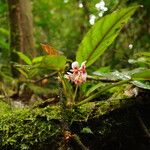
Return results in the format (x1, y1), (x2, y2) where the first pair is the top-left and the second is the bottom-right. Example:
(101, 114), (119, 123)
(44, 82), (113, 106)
(19, 0), (35, 55)
(7, 0), (21, 63)
(7, 0), (35, 62)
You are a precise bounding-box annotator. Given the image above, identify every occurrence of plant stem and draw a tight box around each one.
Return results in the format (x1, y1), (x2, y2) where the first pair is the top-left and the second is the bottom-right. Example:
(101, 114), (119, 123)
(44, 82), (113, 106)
(72, 85), (78, 103)
(76, 79), (131, 106)
(59, 73), (67, 96)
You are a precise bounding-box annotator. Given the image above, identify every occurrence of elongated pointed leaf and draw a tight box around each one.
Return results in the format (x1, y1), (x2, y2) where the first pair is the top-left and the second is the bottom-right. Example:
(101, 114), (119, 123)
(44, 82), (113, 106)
(136, 52), (150, 57)
(76, 5), (139, 67)
(131, 70), (150, 80)
(101, 70), (150, 90)
(16, 68), (28, 78)
(15, 51), (32, 65)
(132, 81), (150, 90)
(86, 82), (103, 97)
(32, 56), (44, 64)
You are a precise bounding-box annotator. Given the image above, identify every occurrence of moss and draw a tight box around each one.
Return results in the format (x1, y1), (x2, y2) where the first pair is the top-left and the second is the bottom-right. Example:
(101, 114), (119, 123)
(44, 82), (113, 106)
(0, 106), (61, 150)
(0, 100), (12, 115)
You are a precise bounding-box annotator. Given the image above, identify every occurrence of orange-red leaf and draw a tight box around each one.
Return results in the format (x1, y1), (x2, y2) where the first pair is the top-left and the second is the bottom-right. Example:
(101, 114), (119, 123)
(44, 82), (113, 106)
(41, 44), (63, 56)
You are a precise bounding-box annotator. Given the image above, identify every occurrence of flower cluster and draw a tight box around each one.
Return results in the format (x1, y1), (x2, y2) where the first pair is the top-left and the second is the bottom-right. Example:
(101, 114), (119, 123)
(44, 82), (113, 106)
(95, 0), (108, 17)
(64, 61), (87, 85)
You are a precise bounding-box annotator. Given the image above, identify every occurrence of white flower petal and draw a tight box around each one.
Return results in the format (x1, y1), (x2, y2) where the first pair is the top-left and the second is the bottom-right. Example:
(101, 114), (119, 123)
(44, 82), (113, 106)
(67, 72), (72, 75)
(98, 12), (103, 17)
(103, 7), (108, 11)
(129, 44), (133, 49)
(89, 14), (96, 25)
(64, 0), (68, 3)
(81, 61), (86, 67)
(72, 61), (79, 69)
(95, 3), (100, 9)
(95, 1), (105, 9)
(79, 2), (83, 8)
(99, 1), (105, 7)
(82, 73), (87, 82)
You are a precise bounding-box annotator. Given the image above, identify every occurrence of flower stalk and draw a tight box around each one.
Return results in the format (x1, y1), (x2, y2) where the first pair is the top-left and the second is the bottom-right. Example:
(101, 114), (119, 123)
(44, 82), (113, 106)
(72, 85), (78, 103)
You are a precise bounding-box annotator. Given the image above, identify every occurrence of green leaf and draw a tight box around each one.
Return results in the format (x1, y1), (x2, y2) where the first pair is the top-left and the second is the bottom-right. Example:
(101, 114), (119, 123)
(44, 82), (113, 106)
(85, 82), (103, 97)
(27, 84), (51, 94)
(94, 70), (150, 90)
(32, 56), (44, 64)
(0, 72), (14, 83)
(0, 28), (9, 36)
(132, 81), (150, 90)
(41, 55), (67, 71)
(136, 52), (150, 57)
(128, 57), (150, 66)
(81, 127), (93, 134)
(76, 5), (139, 67)
(131, 70), (150, 80)
(0, 40), (9, 49)
(15, 52), (32, 65)
(16, 68), (28, 78)
(28, 68), (39, 78)
(94, 66), (111, 74)
(61, 78), (73, 100)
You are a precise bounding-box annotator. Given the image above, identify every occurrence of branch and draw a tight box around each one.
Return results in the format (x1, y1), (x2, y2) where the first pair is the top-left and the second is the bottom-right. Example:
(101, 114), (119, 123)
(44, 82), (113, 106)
(33, 71), (58, 83)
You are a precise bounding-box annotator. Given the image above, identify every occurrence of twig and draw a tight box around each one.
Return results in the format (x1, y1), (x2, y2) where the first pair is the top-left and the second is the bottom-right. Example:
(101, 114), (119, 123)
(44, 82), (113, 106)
(33, 71), (58, 83)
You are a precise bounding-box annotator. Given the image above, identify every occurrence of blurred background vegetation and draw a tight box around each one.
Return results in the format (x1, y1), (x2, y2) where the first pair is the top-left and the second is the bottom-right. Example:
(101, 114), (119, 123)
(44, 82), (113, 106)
(0, 0), (150, 72)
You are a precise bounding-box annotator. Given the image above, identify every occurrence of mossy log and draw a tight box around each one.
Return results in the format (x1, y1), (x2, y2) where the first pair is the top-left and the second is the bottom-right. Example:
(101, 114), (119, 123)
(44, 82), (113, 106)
(0, 89), (149, 149)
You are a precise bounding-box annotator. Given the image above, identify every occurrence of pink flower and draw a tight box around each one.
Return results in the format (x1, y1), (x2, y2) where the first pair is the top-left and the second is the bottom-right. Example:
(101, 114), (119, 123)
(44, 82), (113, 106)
(64, 61), (87, 85)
